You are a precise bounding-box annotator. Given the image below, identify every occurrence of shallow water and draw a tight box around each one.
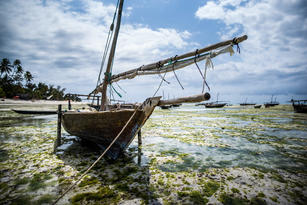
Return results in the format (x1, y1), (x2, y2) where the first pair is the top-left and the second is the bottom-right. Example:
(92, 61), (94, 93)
(0, 103), (306, 204)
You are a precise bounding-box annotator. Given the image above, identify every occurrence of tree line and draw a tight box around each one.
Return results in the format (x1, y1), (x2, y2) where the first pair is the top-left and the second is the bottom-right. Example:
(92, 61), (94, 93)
(0, 58), (80, 101)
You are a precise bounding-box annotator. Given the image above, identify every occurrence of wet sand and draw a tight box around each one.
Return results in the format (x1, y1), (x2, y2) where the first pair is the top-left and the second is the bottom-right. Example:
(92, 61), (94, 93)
(0, 103), (306, 204)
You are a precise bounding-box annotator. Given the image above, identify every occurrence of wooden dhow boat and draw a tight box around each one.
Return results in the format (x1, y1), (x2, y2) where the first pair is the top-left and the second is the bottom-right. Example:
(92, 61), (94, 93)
(204, 102), (227, 108)
(264, 95), (279, 108)
(61, 0), (247, 159)
(12, 109), (57, 115)
(202, 93), (226, 108)
(240, 98), (256, 106)
(291, 99), (307, 113)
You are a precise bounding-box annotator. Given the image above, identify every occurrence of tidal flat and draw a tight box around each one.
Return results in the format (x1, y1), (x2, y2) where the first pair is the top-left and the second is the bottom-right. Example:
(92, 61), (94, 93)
(0, 103), (306, 205)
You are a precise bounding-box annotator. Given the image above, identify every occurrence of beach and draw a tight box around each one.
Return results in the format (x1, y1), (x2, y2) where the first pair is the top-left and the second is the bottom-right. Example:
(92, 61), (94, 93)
(0, 103), (306, 204)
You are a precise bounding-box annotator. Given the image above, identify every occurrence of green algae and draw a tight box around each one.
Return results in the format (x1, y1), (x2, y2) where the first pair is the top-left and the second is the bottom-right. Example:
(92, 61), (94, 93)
(190, 190), (209, 204)
(28, 172), (52, 191)
(34, 194), (55, 204)
(10, 195), (33, 205)
(201, 179), (220, 197)
(71, 186), (120, 205)
(231, 187), (240, 193)
(218, 192), (249, 205)
(78, 176), (99, 187)
(1, 104), (307, 204)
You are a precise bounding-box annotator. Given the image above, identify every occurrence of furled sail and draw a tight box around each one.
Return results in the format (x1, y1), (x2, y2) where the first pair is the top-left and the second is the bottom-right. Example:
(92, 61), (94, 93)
(90, 35), (247, 95)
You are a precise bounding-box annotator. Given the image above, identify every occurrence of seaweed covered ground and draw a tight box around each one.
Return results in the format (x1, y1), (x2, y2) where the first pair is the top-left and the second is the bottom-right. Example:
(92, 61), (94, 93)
(0, 103), (306, 204)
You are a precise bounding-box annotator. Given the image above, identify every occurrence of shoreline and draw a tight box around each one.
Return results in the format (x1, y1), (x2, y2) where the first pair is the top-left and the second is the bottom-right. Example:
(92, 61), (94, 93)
(0, 98), (88, 105)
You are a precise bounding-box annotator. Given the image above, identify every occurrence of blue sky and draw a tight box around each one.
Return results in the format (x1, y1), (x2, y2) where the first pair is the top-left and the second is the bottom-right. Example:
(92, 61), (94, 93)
(1, 0), (306, 104)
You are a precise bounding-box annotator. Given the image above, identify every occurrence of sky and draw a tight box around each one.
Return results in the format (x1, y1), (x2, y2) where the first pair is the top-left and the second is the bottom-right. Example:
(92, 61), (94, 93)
(0, 0), (306, 104)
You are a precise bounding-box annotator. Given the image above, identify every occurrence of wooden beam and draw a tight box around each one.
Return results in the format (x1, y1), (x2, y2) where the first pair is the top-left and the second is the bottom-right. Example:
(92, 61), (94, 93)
(158, 93), (211, 106)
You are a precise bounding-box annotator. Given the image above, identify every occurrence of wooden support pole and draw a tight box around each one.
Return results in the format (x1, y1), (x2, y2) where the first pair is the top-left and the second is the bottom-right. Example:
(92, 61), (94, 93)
(138, 130), (142, 147)
(54, 104), (62, 153)
(137, 129), (142, 165)
(68, 99), (71, 110)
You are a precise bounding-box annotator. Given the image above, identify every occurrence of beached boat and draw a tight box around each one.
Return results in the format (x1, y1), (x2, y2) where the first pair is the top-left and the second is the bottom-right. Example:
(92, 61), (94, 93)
(264, 95), (279, 108)
(12, 109), (57, 115)
(291, 99), (307, 113)
(204, 102), (227, 108)
(171, 103), (182, 108)
(159, 105), (172, 109)
(240, 98), (256, 106)
(61, 0), (247, 159)
(203, 93), (226, 108)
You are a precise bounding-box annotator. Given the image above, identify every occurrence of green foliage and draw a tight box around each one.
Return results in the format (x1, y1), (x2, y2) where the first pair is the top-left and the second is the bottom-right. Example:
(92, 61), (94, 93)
(0, 87), (5, 97)
(0, 58), (67, 100)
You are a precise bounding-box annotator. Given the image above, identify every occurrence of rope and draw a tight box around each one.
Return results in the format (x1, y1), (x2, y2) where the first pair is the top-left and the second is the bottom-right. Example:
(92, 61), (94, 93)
(153, 71), (167, 97)
(172, 58), (184, 90)
(115, 82), (127, 94)
(93, 0), (120, 105)
(158, 73), (170, 84)
(52, 105), (140, 204)
(194, 56), (210, 93)
(232, 37), (240, 53)
(111, 84), (122, 98)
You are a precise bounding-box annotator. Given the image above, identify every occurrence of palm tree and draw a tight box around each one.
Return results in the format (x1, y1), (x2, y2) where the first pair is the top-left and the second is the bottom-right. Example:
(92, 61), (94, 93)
(24, 71), (33, 84)
(0, 58), (12, 78)
(13, 59), (23, 74)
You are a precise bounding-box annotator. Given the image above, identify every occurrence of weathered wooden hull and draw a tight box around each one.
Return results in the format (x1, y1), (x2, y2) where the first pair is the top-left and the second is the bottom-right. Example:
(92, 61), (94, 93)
(240, 103), (256, 106)
(264, 103), (279, 108)
(204, 103), (226, 108)
(12, 109), (57, 115)
(62, 97), (160, 159)
(293, 104), (307, 113)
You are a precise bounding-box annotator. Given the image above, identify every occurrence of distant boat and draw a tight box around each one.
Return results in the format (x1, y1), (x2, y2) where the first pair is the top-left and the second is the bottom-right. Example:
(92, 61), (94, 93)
(203, 93), (226, 108)
(204, 102), (227, 108)
(240, 98), (256, 106)
(240, 103), (256, 106)
(159, 105), (172, 109)
(12, 109), (57, 115)
(254, 105), (261, 109)
(291, 99), (307, 113)
(159, 103), (182, 109)
(171, 103), (182, 107)
(264, 95), (279, 108)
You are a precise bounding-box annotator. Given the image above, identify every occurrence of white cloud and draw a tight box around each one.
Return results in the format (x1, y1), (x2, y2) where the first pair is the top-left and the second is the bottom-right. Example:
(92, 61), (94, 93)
(0, 0), (194, 99)
(195, 0), (307, 99)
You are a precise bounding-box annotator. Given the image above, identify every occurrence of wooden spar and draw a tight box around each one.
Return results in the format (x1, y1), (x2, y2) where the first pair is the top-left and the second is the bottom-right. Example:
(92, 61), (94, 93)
(116, 35), (247, 74)
(100, 0), (124, 111)
(110, 53), (208, 83)
(158, 93), (211, 106)
(91, 35), (247, 95)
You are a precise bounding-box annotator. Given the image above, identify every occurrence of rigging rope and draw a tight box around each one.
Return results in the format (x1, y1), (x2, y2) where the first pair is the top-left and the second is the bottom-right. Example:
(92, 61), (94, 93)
(171, 57), (184, 90)
(153, 71), (167, 97)
(92, 0), (120, 105)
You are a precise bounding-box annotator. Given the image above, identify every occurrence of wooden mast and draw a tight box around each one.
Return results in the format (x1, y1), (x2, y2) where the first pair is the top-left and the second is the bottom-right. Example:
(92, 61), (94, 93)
(100, 0), (124, 111)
